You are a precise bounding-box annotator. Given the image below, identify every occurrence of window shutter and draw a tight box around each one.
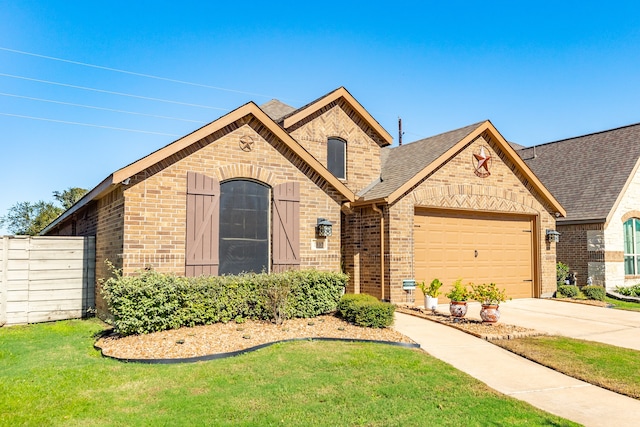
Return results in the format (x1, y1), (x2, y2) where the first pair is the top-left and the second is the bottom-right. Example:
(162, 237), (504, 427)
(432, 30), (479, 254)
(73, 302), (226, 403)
(272, 182), (300, 272)
(185, 172), (220, 276)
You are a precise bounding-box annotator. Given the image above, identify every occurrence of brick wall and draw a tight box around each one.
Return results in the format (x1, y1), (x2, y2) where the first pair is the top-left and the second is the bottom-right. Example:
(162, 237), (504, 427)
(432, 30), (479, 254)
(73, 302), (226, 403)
(120, 116), (346, 277)
(288, 101), (385, 194)
(556, 223), (605, 287)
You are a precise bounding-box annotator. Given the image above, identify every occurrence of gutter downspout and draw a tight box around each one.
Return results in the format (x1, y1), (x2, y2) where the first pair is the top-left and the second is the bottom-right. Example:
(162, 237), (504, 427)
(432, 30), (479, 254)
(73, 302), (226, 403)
(371, 204), (385, 301)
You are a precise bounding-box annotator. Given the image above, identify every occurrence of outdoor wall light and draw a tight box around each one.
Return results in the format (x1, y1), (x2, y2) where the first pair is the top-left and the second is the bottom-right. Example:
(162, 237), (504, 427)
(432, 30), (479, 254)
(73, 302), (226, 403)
(546, 229), (561, 243)
(316, 218), (333, 237)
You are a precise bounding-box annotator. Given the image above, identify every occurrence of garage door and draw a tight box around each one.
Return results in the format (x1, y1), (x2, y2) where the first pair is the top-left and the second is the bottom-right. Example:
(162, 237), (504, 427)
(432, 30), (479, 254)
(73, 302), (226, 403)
(414, 209), (534, 299)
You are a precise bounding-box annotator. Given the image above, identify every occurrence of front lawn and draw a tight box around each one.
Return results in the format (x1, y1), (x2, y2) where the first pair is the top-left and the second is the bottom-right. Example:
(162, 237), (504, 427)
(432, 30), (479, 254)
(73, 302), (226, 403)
(495, 336), (640, 399)
(0, 319), (576, 426)
(605, 296), (640, 312)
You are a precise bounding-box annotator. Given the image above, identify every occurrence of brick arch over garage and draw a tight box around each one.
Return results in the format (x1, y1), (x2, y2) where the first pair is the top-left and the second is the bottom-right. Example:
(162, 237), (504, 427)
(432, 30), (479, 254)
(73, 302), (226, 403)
(411, 185), (542, 215)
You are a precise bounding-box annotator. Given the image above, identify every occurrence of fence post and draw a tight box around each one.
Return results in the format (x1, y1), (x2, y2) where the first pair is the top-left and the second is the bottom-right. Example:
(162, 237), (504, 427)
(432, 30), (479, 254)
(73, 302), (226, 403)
(1, 236), (8, 326)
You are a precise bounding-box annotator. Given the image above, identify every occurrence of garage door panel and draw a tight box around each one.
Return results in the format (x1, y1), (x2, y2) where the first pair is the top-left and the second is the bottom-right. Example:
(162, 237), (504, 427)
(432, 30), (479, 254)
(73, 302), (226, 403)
(414, 210), (534, 300)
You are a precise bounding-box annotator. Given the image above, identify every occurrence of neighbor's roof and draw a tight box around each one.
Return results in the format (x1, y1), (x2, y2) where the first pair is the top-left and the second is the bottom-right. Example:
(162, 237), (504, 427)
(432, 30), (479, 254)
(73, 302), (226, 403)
(518, 122), (640, 223)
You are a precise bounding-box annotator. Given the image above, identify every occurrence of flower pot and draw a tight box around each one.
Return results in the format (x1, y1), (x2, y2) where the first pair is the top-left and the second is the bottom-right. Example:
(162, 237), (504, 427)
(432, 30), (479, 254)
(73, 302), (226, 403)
(480, 304), (500, 323)
(449, 301), (468, 318)
(425, 296), (439, 310)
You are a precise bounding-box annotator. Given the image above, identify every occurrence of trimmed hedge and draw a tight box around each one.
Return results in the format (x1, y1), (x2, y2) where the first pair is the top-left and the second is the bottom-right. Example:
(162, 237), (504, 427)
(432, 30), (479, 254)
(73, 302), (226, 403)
(337, 293), (395, 328)
(556, 285), (579, 298)
(582, 285), (606, 301)
(101, 268), (348, 336)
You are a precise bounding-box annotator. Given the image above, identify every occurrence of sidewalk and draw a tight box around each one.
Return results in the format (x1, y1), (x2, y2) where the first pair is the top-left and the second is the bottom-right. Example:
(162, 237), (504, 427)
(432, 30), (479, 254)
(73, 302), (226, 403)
(393, 311), (640, 427)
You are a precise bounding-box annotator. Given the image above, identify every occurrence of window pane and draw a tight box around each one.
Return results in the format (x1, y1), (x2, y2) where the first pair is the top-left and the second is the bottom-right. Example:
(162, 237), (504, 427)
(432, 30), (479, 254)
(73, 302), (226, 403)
(327, 138), (346, 179)
(219, 180), (269, 275)
(625, 256), (635, 275)
(624, 219), (634, 254)
(635, 219), (640, 254)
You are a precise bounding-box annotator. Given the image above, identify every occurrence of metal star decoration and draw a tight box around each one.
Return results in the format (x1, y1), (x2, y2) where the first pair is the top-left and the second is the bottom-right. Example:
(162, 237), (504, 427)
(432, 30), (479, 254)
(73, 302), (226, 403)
(473, 146), (492, 177)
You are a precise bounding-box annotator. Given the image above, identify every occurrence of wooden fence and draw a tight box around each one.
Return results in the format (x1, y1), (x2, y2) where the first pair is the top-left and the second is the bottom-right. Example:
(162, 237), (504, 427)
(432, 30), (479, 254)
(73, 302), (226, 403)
(0, 236), (95, 326)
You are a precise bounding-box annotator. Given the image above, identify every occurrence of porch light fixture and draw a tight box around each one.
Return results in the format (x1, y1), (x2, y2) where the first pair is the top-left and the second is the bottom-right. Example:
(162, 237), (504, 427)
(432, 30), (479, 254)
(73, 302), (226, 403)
(546, 229), (561, 243)
(316, 218), (333, 237)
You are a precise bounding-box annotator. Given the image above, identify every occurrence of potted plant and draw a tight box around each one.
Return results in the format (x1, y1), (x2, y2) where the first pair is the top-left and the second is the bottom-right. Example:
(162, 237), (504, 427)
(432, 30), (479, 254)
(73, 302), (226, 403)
(470, 283), (509, 323)
(446, 279), (470, 318)
(418, 278), (442, 310)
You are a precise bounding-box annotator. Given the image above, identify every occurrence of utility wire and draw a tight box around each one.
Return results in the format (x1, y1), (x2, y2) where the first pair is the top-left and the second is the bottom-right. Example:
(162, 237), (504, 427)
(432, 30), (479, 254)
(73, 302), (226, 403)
(0, 92), (207, 124)
(0, 46), (275, 99)
(0, 112), (182, 136)
(0, 73), (229, 110)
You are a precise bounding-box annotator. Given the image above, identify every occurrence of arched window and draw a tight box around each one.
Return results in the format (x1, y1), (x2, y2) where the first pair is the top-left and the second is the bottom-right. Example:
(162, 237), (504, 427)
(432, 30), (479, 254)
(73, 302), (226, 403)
(327, 138), (346, 179)
(219, 180), (270, 275)
(623, 218), (640, 275)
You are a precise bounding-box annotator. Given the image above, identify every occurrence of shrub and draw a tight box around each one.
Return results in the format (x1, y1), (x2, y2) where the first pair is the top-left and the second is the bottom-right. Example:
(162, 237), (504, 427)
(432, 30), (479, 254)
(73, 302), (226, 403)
(101, 265), (348, 336)
(582, 285), (606, 301)
(616, 284), (640, 297)
(337, 294), (395, 328)
(557, 262), (570, 287)
(556, 285), (579, 298)
(470, 283), (508, 305)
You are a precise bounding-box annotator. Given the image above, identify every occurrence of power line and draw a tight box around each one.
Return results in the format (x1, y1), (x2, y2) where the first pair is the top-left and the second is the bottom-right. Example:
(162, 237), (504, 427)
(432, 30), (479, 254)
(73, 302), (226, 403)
(0, 46), (275, 99)
(0, 112), (182, 136)
(0, 73), (229, 110)
(0, 92), (207, 123)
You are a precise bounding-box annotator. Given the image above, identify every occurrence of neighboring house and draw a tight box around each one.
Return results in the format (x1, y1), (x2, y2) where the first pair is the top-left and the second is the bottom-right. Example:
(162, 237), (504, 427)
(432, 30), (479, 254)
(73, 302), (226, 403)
(519, 123), (640, 290)
(43, 87), (564, 316)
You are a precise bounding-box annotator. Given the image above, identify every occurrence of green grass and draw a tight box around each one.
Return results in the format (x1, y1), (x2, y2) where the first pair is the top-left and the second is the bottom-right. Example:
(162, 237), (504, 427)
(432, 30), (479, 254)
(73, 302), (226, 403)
(495, 336), (640, 399)
(0, 319), (577, 427)
(605, 296), (640, 312)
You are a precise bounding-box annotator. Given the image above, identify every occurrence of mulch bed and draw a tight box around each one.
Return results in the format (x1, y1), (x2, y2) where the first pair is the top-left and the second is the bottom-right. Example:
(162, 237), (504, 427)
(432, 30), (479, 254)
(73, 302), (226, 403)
(95, 314), (416, 361)
(396, 306), (546, 341)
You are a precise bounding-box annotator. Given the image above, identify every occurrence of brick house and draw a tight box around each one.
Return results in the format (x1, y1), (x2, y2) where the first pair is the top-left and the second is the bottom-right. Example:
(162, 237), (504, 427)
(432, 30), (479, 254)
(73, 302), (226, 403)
(519, 123), (640, 290)
(43, 87), (564, 315)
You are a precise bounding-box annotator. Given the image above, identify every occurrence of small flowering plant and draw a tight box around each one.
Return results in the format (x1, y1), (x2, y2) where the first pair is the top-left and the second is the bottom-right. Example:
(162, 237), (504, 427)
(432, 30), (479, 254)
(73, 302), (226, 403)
(471, 282), (509, 305)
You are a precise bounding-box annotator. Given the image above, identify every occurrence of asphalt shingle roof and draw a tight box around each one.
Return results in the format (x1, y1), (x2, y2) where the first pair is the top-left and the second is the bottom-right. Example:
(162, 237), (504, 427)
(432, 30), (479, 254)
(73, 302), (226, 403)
(259, 99), (296, 121)
(519, 123), (640, 222)
(360, 122), (484, 201)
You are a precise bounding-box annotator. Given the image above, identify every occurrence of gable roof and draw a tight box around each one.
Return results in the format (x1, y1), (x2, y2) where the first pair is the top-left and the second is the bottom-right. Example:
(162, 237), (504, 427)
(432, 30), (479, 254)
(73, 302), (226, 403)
(42, 101), (357, 234)
(357, 120), (565, 216)
(518, 122), (640, 223)
(280, 87), (393, 146)
(259, 99), (296, 121)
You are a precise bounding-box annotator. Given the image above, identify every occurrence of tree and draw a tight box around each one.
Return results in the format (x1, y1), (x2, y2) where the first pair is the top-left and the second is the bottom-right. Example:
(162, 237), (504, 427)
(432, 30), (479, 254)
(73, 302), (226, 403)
(0, 187), (88, 235)
(53, 187), (88, 210)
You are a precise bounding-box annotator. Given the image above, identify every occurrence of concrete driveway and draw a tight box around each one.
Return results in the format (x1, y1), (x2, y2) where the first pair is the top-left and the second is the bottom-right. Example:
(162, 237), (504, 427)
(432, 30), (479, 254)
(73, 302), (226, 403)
(460, 298), (640, 351)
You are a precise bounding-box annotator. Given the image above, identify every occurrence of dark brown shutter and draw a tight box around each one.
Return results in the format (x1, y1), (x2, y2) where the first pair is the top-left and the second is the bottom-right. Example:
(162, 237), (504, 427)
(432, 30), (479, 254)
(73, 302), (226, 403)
(272, 182), (300, 272)
(185, 172), (220, 276)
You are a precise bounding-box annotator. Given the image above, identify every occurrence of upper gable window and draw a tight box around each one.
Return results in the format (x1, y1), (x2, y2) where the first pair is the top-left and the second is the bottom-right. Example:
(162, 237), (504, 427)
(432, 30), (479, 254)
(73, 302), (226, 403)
(623, 218), (640, 275)
(327, 138), (346, 179)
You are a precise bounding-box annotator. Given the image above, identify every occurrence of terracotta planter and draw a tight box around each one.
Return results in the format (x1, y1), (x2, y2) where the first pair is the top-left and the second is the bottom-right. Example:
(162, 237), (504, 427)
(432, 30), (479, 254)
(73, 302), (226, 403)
(449, 301), (468, 318)
(480, 304), (500, 323)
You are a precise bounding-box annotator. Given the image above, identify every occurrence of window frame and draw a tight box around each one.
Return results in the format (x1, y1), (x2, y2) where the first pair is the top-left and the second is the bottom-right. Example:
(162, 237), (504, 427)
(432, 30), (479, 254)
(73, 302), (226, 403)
(218, 179), (271, 275)
(623, 217), (640, 275)
(327, 137), (346, 180)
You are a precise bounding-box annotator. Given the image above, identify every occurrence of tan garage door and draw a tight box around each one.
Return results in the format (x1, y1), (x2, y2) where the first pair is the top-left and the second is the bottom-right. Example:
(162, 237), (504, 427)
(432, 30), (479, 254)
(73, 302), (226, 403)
(414, 209), (534, 299)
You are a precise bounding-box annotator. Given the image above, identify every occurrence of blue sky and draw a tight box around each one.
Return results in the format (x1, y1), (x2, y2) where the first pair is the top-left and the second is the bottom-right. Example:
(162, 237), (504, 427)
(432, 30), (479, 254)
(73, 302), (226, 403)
(1, 1), (640, 233)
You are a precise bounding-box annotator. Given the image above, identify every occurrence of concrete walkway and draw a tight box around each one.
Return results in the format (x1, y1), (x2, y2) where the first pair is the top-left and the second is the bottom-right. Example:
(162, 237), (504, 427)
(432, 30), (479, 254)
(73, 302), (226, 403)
(393, 305), (640, 427)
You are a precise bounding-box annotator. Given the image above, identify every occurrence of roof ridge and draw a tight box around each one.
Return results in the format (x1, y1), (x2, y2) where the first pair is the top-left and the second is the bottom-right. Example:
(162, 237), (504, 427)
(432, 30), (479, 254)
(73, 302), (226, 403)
(392, 121), (486, 151)
(524, 121), (640, 149)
